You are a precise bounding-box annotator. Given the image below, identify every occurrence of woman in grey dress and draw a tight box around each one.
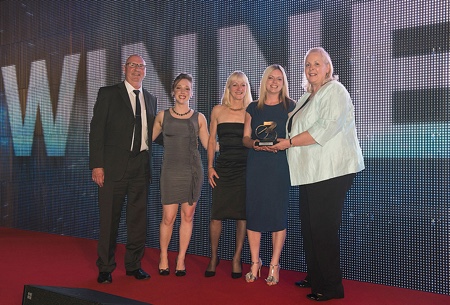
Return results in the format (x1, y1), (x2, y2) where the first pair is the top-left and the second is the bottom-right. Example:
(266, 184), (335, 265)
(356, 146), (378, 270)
(152, 73), (209, 276)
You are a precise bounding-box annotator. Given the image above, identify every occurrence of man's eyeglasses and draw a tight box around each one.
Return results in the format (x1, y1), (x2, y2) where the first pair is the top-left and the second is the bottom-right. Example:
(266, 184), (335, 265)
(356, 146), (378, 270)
(126, 62), (146, 69)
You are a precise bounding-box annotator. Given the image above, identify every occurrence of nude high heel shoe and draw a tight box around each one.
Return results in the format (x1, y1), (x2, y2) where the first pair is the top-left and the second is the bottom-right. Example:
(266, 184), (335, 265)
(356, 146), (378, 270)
(265, 264), (280, 286)
(245, 258), (262, 283)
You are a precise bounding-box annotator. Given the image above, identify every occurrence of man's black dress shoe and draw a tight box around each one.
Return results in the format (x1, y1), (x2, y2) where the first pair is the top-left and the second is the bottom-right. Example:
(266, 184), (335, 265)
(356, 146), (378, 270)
(295, 279), (311, 288)
(306, 293), (343, 301)
(307, 293), (331, 301)
(126, 268), (150, 280)
(97, 272), (112, 284)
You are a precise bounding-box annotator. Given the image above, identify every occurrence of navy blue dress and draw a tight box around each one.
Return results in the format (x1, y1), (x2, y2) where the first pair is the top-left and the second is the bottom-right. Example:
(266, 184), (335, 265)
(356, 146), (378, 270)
(245, 100), (295, 232)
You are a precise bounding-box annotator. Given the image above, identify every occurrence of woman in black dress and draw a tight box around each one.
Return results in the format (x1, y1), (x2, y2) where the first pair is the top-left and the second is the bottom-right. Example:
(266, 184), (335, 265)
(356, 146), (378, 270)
(205, 71), (253, 278)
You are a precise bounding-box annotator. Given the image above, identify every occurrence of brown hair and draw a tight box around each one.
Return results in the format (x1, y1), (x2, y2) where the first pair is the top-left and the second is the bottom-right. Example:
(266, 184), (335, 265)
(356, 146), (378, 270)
(171, 73), (194, 95)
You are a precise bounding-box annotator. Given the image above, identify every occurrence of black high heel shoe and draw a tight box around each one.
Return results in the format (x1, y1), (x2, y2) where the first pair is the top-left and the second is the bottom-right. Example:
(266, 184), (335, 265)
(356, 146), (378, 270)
(158, 258), (170, 276)
(158, 268), (170, 276)
(204, 256), (220, 277)
(175, 269), (186, 276)
(175, 257), (186, 277)
(231, 270), (242, 279)
(231, 259), (242, 279)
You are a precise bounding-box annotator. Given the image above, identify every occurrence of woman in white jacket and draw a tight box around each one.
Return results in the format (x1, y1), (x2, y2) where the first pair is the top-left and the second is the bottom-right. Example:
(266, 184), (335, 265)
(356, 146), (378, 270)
(273, 47), (365, 302)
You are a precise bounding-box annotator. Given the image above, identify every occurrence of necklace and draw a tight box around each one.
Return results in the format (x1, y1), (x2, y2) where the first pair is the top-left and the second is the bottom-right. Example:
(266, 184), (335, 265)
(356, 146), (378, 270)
(172, 107), (191, 116)
(227, 103), (245, 111)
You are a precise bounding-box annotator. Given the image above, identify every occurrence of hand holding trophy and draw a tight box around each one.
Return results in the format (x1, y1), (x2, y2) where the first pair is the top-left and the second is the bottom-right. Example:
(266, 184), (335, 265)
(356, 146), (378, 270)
(255, 121), (278, 146)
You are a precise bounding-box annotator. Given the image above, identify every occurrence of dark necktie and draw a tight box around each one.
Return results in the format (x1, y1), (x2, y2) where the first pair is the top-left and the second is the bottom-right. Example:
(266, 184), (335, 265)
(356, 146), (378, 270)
(132, 90), (142, 155)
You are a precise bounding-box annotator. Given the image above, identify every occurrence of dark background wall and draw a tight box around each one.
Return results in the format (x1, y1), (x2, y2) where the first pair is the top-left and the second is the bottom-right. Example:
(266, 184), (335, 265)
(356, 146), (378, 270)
(0, 0), (448, 295)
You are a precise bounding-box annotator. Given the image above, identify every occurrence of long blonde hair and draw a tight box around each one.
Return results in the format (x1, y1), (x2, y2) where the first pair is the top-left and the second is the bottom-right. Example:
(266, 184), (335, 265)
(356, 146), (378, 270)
(257, 64), (291, 109)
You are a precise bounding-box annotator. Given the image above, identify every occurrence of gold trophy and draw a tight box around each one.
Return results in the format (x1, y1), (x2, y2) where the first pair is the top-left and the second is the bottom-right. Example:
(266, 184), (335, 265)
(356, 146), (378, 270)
(255, 121), (278, 146)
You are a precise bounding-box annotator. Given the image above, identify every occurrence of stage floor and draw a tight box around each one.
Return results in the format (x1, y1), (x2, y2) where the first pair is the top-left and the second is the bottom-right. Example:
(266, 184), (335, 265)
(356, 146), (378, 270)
(1, 227), (449, 305)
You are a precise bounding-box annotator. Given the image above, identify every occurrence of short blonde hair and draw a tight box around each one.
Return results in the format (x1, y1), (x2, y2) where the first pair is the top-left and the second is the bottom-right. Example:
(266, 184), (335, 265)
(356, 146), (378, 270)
(302, 47), (337, 92)
(221, 71), (253, 108)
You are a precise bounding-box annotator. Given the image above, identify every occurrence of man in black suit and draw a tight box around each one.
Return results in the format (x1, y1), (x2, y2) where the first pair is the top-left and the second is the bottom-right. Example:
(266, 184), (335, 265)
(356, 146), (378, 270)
(89, 54), (157, 284)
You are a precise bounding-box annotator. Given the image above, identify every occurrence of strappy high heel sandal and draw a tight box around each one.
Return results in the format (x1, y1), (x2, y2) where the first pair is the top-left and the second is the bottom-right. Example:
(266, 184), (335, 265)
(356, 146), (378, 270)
(245, 258), (262, 283)
(265, 264), (280, 286)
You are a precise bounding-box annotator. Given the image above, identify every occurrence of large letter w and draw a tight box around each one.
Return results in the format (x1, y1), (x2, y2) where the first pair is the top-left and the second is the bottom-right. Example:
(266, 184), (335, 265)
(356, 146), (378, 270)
(1, 54), (80, 156)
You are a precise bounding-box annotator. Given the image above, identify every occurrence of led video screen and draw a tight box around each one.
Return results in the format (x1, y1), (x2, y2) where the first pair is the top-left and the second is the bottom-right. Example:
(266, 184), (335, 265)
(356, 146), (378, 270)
(0, 0), (448, 294)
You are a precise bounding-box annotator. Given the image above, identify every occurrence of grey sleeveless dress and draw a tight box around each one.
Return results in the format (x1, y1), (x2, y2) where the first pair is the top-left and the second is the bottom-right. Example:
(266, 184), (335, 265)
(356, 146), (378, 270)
(160, 109), (203, 205)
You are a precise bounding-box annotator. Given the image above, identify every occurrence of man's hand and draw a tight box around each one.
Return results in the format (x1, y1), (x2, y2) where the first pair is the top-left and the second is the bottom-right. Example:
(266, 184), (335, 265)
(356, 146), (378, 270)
(92, 168), (105, 187)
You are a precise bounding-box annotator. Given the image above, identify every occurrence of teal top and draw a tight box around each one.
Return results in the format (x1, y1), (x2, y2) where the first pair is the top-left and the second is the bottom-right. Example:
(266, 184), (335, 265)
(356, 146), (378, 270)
(286, 80), (365, 185)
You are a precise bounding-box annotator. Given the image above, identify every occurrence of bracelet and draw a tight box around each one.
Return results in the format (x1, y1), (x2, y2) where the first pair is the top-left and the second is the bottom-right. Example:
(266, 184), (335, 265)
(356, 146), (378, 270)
(289, 138), (293, 147)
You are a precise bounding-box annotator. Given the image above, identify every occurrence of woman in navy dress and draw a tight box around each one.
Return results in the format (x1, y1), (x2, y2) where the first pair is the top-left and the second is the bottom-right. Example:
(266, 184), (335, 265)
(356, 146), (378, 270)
(242, 64), (295, 285)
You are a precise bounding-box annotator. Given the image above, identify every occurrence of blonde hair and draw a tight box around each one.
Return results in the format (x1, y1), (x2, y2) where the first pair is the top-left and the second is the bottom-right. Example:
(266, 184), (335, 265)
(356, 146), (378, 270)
(257, 64), (291, 109)
(221, 71), (253, 108)
(302, 47), (337, 93)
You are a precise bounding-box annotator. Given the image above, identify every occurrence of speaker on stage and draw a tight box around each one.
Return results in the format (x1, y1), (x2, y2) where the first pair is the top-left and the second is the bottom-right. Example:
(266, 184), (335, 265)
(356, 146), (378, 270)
(22, 285), (152, 305)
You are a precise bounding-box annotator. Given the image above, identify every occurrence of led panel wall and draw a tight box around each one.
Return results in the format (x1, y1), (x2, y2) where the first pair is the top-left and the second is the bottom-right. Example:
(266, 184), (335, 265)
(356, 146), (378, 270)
(0, 0), (448, 294)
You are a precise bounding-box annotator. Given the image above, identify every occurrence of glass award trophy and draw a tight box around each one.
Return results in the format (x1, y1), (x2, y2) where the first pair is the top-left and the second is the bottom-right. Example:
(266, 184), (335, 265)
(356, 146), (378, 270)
(255, 121), (278, 146)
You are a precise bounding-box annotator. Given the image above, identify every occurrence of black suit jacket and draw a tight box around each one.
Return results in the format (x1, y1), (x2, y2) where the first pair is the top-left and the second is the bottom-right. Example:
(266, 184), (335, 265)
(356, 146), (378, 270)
(89, 82), (157, 181)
